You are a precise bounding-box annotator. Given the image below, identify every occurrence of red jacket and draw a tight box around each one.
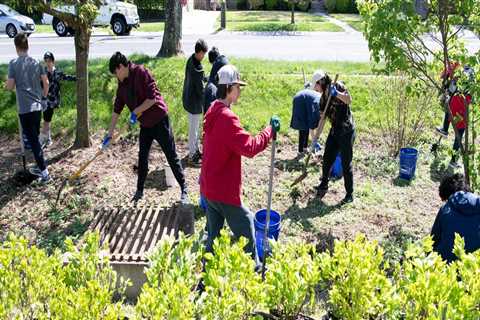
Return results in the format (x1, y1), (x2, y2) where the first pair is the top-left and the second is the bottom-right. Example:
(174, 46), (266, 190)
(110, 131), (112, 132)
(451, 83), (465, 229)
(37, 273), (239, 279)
(449, 94), (471, 129)
(200, 100), (273, 207)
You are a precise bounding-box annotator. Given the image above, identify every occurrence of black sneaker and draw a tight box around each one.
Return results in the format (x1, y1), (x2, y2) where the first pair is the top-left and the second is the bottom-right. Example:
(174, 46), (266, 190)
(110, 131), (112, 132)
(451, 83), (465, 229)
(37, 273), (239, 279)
(435, 127), (448, 138)
(315, 185), (328, 199)
(189, 151), (202, 164)
(341, 194), (354, 204)
(132, 189), (144, 202)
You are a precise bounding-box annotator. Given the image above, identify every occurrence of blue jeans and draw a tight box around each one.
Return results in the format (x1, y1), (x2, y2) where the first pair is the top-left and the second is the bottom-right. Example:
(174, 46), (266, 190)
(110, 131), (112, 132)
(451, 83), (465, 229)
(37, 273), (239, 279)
(205, 198), (260, 266)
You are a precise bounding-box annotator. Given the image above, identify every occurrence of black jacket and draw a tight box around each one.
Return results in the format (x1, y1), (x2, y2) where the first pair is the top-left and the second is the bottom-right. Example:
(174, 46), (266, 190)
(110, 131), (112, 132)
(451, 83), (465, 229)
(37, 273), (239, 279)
(209, 55), (228, 85)
(431, 191), (480, 262)
(320, 81), (355, 136)
(182, 54), (205, 114)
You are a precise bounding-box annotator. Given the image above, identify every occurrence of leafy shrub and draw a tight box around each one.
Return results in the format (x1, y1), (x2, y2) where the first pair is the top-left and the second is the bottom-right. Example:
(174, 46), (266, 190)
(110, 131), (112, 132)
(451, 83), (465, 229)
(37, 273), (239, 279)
(0, 232), (125, 319)
(264, 241), (321, 319)
(394, 237), (462, 319)
(368, 75), (436, 157)
(319, 234), (400, 319)
(335, 0), (357, 13)
(198, 230), (266, 320)
(247, 0), (265, 9)
(265, 0), (278, 10)
(133, 0), (165, 10)
(325, 0), (336, 12)
(135, 233), (203, 319)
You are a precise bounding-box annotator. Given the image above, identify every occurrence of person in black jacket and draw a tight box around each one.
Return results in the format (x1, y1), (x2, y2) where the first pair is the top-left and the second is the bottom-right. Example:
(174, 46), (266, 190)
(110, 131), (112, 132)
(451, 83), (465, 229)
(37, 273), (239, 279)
(183, 39), (208, 164)
(311, 70), (355, 204)
(204, 47), (228, 114)
(40, 51), (76, 148)
(431, 174), (480, 263)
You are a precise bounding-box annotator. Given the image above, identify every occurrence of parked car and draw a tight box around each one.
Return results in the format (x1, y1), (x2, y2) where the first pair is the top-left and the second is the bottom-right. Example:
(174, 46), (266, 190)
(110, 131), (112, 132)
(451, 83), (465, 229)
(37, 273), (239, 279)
(42, 0), (140, 37)
(0, 4), (35, 38)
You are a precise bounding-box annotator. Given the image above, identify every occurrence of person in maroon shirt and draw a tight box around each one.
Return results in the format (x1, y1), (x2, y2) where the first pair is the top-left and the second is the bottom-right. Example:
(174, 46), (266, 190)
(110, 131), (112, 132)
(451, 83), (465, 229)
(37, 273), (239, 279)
(103, 52), (188, 203)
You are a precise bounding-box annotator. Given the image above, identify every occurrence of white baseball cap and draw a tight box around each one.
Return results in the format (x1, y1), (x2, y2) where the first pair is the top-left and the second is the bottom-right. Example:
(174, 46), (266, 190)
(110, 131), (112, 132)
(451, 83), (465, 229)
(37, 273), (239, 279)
(218, 65), (247, 86)
(311, 69), (327, 85)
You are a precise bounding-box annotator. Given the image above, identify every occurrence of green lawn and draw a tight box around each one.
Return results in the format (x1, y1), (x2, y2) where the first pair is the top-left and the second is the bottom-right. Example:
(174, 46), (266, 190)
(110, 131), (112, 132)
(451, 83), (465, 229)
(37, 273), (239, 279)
(330, 13), (363, 32)
(221, 11), (343, 32)
(34, 22), (164, 34)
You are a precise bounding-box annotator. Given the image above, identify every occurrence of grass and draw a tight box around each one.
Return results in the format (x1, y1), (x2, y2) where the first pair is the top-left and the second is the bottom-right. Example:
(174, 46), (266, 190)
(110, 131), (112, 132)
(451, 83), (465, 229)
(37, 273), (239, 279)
(33, 22), (164, 34)
(221, 11), (343, 32)
(330, 13), (363, 32)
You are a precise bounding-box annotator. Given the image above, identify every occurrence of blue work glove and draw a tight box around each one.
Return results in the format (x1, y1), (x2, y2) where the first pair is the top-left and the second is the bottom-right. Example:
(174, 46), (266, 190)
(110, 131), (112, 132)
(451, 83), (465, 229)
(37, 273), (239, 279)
(129, 112), (137, 125)
(101, 135), (111, 150)
(311, 141), (322, 154)
(330, 85), (338, 98)
(270, 115), (281, 133)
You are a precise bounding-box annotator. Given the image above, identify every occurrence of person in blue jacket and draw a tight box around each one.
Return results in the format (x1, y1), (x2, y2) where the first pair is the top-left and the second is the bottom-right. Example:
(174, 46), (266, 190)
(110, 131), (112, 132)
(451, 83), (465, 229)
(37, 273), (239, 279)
(203, 46), (228, 114)
(290, 88), (321, 157)
(431, 173), (480, 262)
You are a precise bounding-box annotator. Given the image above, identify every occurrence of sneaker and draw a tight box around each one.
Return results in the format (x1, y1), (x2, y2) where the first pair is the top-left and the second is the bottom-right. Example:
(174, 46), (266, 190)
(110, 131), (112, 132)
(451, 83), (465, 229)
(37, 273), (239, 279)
(315, 185), (328, 199)
(37, 174), (52, 184)
(29, 167), (42, 177)
(448, 161), (461, 170)
(435, 127), (448, 138)
(132, 189), (144, 202)
(40, 135), (52, 149)
(180, 188), (189, 204)
(341, 194), (354, 205)
(189, 151), (202, 164)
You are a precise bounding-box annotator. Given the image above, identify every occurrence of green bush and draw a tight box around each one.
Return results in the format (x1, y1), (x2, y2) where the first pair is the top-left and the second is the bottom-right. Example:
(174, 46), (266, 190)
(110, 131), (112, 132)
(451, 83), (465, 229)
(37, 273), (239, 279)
(0, 232), (125, 319)
(325, 0), (336, 12)
(135, 234), (202, 319)
(325, 0), (358, 13)
(133, 0), (165, 10)
(265, 0), (278, 10)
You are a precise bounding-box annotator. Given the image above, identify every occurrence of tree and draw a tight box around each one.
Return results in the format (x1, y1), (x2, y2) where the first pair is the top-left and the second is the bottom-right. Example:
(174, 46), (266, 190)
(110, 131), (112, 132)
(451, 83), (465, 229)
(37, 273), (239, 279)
(286, 0), (311, 24)
(157, 0), (186, 57)
(23, 0), (101, 148)
(358, 0), (480, 190)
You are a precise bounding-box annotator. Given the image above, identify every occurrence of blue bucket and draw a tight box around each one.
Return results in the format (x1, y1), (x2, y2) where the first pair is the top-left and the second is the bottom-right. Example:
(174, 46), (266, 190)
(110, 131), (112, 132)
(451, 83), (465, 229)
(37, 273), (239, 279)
(254, 209), (281, 260)
(199, 194), (207, 213)
(330, 153), (343, 179)
(399, 148), (418, 180)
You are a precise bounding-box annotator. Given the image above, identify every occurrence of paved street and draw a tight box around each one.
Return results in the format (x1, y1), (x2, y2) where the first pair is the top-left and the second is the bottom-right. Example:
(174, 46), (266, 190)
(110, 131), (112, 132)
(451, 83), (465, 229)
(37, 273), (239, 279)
(0, 9), (478, 63)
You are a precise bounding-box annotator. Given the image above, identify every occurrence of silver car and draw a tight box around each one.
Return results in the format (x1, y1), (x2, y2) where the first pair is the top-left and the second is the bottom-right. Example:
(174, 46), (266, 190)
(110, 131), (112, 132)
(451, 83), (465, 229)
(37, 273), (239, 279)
(0, 4), (35, 38)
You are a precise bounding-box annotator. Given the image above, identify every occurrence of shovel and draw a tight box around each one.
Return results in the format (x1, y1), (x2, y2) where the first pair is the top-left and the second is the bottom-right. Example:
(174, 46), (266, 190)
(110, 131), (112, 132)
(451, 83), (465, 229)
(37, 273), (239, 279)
(261, 130), (277, 281)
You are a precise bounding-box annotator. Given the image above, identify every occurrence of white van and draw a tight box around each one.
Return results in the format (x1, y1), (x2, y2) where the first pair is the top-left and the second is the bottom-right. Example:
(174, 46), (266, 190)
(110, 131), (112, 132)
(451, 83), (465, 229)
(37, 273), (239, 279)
(42, 0), (140, 36)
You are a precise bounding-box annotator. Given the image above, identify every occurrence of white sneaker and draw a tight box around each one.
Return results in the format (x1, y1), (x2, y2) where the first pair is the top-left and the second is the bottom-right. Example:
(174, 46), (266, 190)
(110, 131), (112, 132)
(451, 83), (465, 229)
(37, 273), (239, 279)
(29, 167), (42, 177)
(38, 174), (52, 184)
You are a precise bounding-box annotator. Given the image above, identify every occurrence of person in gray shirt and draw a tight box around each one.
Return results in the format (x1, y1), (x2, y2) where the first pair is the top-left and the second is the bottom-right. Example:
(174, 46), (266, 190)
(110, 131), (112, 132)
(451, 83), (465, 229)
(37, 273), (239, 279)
(5, 34), (50, 183)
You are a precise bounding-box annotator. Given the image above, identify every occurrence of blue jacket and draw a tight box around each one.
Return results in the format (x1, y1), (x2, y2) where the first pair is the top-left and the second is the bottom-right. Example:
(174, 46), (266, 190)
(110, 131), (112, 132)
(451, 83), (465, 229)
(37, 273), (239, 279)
(204, 82), (217, 114)
(431, 191), (480, 262)
(290, 89), (321, 131)
(209, 55), (228, 85)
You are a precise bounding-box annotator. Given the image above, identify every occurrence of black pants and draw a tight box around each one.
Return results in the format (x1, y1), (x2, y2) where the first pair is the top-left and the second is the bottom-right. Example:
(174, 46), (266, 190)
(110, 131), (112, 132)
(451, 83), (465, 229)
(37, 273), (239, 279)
(19, 111), (46, 171)
(298, 129), (309, 153)
(137, 115), (186, 192)
(319, 129), (355, 195)
(43, 107), (54, 122)
(441, 111), (450, 133)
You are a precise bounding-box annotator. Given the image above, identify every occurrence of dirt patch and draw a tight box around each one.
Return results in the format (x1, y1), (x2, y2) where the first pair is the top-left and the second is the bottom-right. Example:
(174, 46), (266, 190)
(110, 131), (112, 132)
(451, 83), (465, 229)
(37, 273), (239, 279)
(0, 132), (441, 251)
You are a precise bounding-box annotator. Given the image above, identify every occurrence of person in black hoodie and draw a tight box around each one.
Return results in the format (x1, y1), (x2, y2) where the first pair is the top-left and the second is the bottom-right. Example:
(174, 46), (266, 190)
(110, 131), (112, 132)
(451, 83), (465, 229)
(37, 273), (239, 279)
(183, 39), (208, 164)
(203, 47), (228, 114)
(431, 173), (480, 262)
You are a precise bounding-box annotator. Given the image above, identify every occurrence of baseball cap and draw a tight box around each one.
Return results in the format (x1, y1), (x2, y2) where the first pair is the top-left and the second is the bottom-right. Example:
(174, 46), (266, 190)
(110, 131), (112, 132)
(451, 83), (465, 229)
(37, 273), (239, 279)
(44, 51), (55, 61)
(218, 65), (247, 86)
(311, 69), (327, 84)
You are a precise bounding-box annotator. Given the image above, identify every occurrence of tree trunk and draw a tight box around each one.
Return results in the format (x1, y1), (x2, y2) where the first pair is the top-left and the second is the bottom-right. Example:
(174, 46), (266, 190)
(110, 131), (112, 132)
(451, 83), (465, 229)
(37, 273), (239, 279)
(73, 26), (91, 148)
(291, 3), (295, 24)
(158, 0), (183, 57)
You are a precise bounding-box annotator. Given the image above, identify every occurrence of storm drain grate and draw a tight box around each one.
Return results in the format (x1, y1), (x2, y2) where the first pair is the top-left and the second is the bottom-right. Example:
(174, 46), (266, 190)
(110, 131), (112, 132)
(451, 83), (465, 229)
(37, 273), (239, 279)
(89, 203), (195, 262)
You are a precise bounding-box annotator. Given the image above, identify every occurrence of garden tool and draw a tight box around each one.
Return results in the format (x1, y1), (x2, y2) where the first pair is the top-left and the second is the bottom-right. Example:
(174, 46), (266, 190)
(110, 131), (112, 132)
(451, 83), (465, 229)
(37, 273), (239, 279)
(261, 129), (277, 281)
(55, 134), (119, 206)
(291, 74), (339, 187)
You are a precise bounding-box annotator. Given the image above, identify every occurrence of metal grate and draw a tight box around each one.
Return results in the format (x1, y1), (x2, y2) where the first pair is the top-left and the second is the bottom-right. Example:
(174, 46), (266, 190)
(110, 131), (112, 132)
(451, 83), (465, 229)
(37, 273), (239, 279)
(89, 203), (195, 262)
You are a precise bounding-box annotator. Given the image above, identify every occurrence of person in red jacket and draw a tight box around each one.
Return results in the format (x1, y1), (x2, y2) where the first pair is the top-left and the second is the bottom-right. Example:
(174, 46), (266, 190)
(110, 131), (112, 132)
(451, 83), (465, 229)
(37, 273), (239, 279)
(200, 64), (280, 265)
(448, 88), (472, 168)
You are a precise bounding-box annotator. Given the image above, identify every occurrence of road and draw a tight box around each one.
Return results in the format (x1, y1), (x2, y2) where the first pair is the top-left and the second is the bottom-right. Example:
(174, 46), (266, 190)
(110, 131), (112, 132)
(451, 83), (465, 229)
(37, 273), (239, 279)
(0, 30), (478, 63)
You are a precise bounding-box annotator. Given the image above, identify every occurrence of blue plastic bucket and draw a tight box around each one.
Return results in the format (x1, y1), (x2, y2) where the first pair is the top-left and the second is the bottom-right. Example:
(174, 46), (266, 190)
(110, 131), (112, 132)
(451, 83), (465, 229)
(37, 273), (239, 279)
(330, 153), (343, 179)
(22, 132), (32, 150)
(199, 194), (207, 213)
(399, 148), (418, 180)
(254, 209), (281, 260)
